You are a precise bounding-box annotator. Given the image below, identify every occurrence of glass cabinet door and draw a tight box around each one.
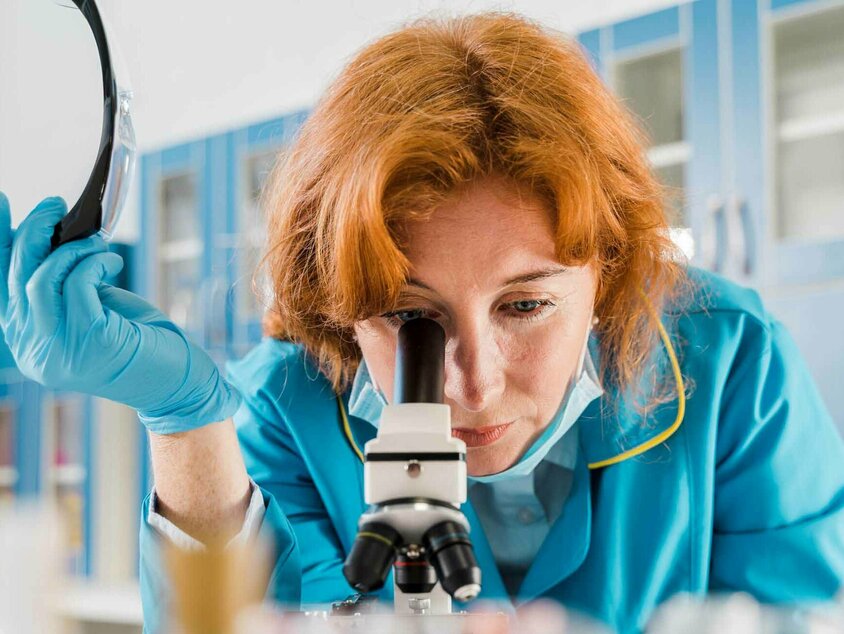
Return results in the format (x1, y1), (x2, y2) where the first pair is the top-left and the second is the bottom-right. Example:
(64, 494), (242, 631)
(768, 0), (844, 285)
(759, 0), (844, 430)
(580, 5), (704, 264)
(614, 45), (693, 259)
(42, 393), (89, 575)
(228, 112), (309, 356)
(0, 371), (29, 503)
(236, 149), (276, 338)
(158, 172), (203, 336)
(581, 1), (755, 281)
(138, 140), (209, 344)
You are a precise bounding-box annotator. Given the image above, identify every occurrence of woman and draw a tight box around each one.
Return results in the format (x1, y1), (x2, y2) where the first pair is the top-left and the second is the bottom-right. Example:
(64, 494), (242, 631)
(1, 13), (842, 634)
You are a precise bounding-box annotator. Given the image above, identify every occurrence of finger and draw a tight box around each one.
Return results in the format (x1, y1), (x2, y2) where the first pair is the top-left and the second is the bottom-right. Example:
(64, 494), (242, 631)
(0, 192), (13, 324)
(26, 236), (109, 334)
(62, 251), (124, 325)
(8, 197), (74, 308)
(98, 285), (173, 326)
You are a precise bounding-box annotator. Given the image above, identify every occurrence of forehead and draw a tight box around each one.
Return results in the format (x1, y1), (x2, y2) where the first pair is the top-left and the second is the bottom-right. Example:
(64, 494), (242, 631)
(402, 177), (559, 281)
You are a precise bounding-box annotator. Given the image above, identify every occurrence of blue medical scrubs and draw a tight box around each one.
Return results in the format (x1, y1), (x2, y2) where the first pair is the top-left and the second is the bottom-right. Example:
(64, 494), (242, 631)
(139, 267), (844, 633)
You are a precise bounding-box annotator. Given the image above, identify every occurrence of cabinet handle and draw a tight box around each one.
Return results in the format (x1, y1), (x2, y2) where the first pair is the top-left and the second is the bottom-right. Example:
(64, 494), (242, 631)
(727, 195), (755, 277)
(702, 194), (726, 273)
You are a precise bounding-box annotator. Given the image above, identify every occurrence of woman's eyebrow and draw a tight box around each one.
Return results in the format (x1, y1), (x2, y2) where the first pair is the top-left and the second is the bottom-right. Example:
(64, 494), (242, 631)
(501, 266), (569, 286)
(406, 265), (569, 291)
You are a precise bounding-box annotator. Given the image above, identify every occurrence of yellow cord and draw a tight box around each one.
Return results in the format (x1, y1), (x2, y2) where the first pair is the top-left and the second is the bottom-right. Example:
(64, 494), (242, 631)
(586, 291), (686, 469)
(338, 395), (365, 463)
(337, 290), (685, 470)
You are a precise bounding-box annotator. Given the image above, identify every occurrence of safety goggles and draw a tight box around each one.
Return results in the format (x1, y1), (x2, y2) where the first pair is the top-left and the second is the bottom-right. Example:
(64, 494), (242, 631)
(51, 0), (136, 248)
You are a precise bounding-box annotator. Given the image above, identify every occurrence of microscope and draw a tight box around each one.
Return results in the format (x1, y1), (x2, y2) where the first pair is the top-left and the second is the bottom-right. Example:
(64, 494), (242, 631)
(342, 317), (482, 616)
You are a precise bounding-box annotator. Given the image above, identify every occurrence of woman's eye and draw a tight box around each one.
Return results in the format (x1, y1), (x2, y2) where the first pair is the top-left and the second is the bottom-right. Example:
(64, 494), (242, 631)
(511, 300), (543, 313)
(380, 308), (429, 326)
(505, 299), (555, 321)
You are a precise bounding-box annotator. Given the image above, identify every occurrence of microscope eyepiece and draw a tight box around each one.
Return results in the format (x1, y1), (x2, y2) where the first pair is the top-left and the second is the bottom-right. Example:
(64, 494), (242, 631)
(423, 520), (482, 602)
(343, 522), (401, 593)
(395, 318), (445, 404)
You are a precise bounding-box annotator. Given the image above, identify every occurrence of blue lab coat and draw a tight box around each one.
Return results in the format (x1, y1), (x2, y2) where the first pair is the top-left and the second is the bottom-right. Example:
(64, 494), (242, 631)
(139, 267), (844, 633)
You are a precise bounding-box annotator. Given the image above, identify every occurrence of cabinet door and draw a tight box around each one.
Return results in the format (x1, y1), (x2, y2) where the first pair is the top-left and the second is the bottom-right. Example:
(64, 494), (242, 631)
(579, 4), (720, 272)
(227, 111), (309, 358)
(11, 378), (41, 498)
(758, 0), (844, 430)
(140, 142), (207, 344)
(761, 0), (844, 287)
(0, 378), (22, 504)
(41, 392), (93, 576)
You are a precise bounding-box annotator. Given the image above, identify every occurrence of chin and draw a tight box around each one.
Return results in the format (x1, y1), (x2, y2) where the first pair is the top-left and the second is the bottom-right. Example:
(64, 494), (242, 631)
(466, 447), (518, 477)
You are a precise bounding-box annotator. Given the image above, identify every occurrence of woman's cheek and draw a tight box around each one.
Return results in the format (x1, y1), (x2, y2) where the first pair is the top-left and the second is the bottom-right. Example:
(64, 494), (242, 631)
(354, 322), (398, 402)
(507, 325), (581, 406)
(501, 321), (565, 373)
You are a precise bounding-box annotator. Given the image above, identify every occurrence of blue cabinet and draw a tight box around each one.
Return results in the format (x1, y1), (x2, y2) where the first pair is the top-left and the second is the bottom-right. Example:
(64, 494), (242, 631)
(0, 241), (135, 576)
(41, 390), (94, 575)
(138, 111), (309, 363)
(138, 140), (214, 349)
(0, 364), (32, 502)
(578, 0), (844, 428)
(578, 4), (718, 275)
(225, 112), (309, 358)
(0, 342), (43, 503)
(0, 340), (96, 577)
(764, 0), (844, 286)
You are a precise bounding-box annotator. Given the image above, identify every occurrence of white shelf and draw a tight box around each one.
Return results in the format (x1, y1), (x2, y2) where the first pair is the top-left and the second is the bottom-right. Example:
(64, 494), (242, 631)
(213, 231), (266, 250)
(0, 465), (18, 487)
(50, 464), (86, 486)
(159, 238), (203, 262)
(52, 580), (143, 625)
(778, 109), (844, 143)
(647, 141), (691, 169)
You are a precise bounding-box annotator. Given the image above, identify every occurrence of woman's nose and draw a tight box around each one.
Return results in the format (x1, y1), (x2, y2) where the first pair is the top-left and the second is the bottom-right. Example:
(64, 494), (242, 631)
(443, 330), (505, 412)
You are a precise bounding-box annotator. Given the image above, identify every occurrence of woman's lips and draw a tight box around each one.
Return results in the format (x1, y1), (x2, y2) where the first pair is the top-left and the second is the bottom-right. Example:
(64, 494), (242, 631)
(451, 422), (514, 447)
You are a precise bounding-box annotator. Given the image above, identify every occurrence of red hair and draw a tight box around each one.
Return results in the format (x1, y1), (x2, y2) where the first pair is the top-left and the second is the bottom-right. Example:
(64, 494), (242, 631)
(259, 12), (692, 409)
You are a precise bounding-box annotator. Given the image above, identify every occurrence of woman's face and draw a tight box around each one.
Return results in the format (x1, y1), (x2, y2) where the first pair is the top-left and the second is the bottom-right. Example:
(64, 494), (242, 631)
(353, 176), (598, 476)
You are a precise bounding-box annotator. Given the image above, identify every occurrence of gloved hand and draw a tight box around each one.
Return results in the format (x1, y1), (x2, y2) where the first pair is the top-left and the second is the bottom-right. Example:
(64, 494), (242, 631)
(0, 193), (242, 434)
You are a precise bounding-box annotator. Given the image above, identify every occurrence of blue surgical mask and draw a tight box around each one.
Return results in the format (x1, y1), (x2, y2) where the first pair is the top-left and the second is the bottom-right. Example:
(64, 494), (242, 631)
(348, 329), (603, 481)
(469, 336), (602, 483)
(348, 359), (389, 422)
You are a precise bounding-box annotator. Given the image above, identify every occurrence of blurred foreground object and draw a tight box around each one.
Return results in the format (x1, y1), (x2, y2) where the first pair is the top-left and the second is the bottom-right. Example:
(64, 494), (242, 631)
(0, 502), (64, 634)
(233, 597), (610, 633)
(163, 533), (271, 634)
(648, 592), (844, 634)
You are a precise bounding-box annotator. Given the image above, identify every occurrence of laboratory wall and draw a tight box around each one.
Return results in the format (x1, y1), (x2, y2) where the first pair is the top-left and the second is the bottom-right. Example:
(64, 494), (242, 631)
(0, 0), (687, 242)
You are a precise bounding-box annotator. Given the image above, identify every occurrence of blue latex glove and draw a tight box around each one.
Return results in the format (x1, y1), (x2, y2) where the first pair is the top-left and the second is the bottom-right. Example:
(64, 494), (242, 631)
(0, 193), (242, 434)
